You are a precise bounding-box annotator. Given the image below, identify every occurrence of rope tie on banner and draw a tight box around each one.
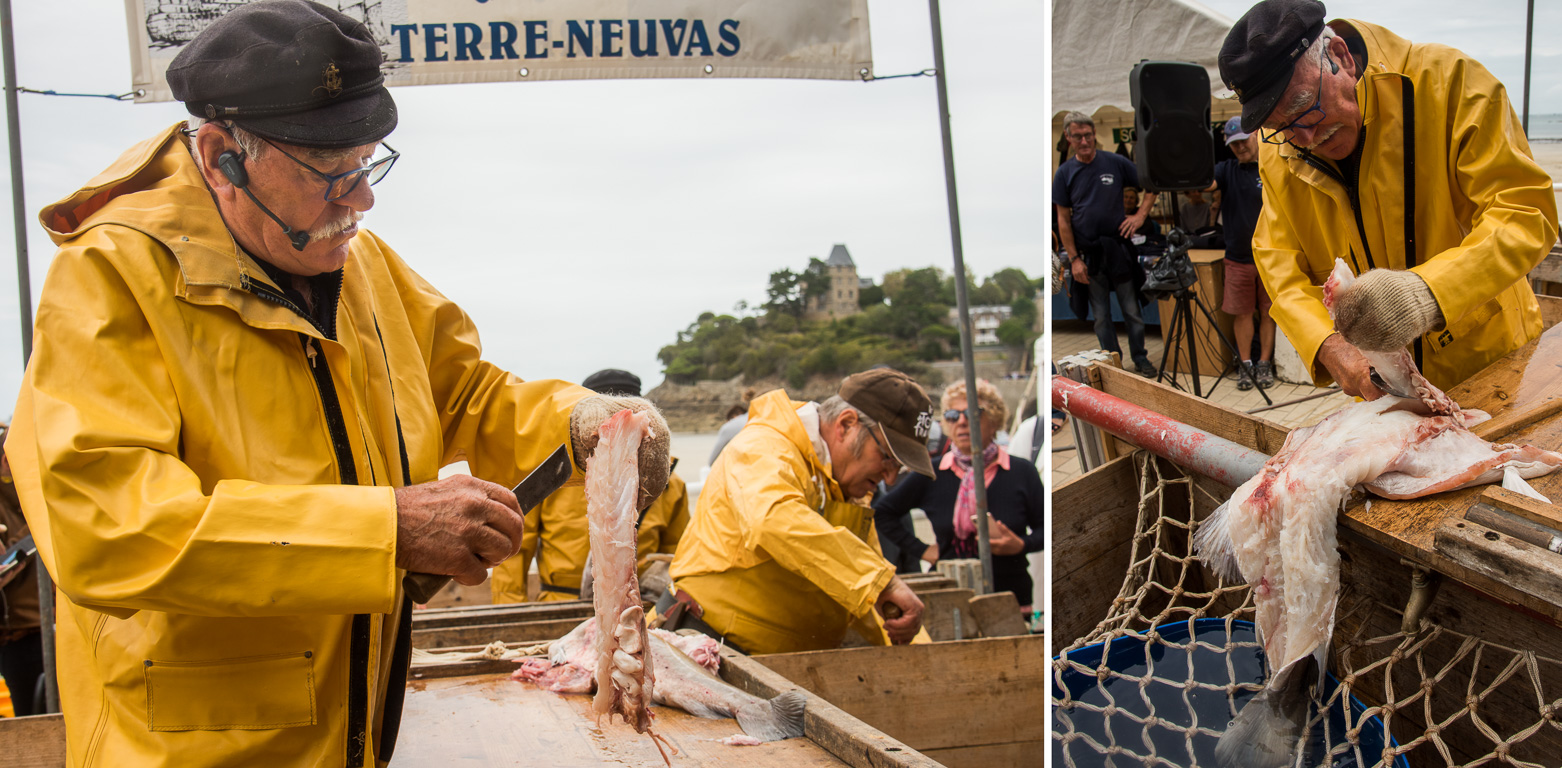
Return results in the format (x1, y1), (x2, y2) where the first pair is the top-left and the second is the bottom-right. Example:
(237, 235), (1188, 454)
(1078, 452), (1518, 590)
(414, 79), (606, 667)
(859, 67), (936, 82)
(15, 86), (143, 101)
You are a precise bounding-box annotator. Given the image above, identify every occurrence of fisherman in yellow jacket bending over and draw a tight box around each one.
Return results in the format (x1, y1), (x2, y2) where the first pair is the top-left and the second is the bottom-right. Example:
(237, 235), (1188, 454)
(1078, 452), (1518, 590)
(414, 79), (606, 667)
(1220, 0), (1558, 397)
(7, 3), (669, 766)
(664, 368), (933, 655)
(490, 369), (690, 603)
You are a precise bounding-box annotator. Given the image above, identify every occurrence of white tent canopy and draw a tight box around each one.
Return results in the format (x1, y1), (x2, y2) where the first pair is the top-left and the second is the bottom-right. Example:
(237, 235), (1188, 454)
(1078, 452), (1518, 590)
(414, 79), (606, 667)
(1051, 0), (1243, 162)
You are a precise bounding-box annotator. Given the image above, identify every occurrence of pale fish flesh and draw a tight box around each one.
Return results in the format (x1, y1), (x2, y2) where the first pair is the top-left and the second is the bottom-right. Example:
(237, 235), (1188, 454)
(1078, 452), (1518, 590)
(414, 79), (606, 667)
(585, 409), (660, 740)
(1194, 258), (1562, 767)
(512, 617), (807, 743)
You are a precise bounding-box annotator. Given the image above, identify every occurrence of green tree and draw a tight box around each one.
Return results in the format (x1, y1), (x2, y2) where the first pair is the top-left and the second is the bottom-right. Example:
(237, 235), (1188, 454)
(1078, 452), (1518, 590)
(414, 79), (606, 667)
(858, 283), (885, 308)
(765, 268), (805, 317)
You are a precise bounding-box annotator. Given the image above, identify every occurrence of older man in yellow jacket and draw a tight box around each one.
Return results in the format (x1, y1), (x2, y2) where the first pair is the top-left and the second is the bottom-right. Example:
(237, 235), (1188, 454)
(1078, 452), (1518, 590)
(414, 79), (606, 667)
(1220, 0), (1557, 396)
(7, 3), (668, 766)
(664, 368), (934, 655)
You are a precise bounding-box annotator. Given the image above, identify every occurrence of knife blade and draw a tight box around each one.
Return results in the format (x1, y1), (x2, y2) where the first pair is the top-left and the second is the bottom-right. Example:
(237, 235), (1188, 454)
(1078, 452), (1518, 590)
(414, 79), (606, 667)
(402, 443), (574, 604)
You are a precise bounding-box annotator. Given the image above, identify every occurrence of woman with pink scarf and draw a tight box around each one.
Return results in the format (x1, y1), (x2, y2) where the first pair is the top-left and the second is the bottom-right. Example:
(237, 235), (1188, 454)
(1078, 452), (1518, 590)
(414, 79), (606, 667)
(872, 379), (1045, 615)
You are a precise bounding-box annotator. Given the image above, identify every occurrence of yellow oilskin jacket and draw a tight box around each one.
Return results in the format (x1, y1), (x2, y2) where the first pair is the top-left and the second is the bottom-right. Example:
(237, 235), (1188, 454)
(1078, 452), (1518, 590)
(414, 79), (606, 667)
(490, 469), (688, 603)
(669, 391), (895, 655)
(1254, 20), (1558, 391)
(9, 123), (589, 767)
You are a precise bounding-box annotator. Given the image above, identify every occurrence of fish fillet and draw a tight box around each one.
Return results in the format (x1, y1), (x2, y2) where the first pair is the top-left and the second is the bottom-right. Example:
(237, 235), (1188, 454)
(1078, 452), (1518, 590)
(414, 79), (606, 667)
(585, 409), (664, 751)
(1194, 258), (1562, 766)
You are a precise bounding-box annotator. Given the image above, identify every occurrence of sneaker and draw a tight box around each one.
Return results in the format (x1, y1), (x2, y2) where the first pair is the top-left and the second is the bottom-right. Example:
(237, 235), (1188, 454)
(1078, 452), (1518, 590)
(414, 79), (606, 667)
(1256, 360), (1276, 389)
(1236, 360), (1255, 391)
(1135, 359), (1157, 378)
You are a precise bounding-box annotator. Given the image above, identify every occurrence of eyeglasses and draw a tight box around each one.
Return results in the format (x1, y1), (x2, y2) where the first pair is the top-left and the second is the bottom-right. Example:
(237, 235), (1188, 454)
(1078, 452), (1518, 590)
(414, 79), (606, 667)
(1260, 51), (1331, 147)
(943, 407), (985, 422)
(261, 137), (400, 201)
(864, 425), (905, 475)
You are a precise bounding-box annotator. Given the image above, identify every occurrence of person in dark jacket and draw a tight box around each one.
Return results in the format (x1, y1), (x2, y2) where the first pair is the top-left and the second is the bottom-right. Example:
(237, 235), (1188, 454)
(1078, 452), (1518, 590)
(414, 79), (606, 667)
(873, 379), (1045, 613)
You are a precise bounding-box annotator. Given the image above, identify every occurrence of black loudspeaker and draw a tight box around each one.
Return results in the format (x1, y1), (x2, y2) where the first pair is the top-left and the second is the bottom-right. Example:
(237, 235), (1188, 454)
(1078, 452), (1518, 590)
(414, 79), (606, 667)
(1129, 61), (1213, 191)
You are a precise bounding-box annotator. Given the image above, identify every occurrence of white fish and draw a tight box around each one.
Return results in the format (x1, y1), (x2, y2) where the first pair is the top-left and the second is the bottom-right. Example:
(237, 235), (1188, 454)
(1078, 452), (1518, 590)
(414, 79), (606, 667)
(1195, 258), (1562, 766)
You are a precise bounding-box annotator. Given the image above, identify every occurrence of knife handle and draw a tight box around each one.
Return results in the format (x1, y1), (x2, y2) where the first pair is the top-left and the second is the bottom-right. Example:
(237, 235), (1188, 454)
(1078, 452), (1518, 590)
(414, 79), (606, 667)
(403, 572), (451, 604)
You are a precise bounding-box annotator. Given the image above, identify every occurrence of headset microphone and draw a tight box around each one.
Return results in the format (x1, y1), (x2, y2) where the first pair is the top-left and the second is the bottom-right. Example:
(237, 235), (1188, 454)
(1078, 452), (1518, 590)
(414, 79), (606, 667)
(216, 150), (310, 251)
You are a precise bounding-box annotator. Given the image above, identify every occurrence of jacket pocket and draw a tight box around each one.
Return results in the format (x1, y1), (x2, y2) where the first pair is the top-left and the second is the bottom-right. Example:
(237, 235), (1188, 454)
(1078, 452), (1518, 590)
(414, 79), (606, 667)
(1431, 297), (1501, 353)
(144, 651), (316, 731)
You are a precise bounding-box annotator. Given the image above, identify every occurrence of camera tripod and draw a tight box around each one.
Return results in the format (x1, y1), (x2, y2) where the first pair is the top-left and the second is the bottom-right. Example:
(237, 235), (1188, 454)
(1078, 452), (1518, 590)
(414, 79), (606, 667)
(1155, 284), (1271, 405)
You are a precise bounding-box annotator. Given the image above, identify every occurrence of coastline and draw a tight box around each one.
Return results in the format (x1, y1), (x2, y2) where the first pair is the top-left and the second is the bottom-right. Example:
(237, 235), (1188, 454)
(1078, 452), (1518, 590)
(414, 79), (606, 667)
(1531, 141), (1562, 183)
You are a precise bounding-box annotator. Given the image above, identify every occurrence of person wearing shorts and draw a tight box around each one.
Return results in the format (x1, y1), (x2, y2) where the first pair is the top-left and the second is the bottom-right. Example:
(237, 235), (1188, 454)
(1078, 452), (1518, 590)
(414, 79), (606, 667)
(1212, 116), (1275, 389)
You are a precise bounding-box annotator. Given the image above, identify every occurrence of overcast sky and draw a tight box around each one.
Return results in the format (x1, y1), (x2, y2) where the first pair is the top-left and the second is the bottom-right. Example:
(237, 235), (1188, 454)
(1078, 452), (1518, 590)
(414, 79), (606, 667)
(1197, 0), (1562, 116)
(0, 1), (1045, 417)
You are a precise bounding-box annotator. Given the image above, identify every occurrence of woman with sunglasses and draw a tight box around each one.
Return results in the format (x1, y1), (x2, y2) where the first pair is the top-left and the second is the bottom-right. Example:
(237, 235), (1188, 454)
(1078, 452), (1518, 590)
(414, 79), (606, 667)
(872, 379), (1045, 618)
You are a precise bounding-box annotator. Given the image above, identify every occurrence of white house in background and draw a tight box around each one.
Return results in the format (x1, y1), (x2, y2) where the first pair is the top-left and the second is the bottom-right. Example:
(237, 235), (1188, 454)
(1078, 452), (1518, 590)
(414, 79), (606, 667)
(949, 305), (1013, 345)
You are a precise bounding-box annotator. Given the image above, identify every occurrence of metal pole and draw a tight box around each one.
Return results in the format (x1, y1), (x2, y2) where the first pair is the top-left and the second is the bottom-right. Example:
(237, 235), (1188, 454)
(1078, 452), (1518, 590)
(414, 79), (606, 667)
(0, 0), (52, 714)
(926, 0), (992, 595)
(1523, 0), (1535, 135)
(1052, 376), (1268, 487)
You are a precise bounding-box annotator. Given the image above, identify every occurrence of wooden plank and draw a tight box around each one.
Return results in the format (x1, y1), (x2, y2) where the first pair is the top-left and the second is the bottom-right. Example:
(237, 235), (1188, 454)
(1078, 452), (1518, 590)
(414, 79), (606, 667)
(902, 573), (957, 592)
(753, 637), (1045, 759)
(922, 742), (1038, 768)
(1052, 455), (1139, 645)
(413, 600), (596, 629)
(1529, 243), (1562, 284)
(394, 672), (852, 767)
(414, 617), (585, 649)
(0, 713), (65, 768)
(1433, 518), (1562, 605)
(1538, 294), (1562, 330)
(916, 587), (976, 642)
(721, 650), (944, 768)
(1480, 486), (1562, 531)
(421, 576), (494, 609)
(965, 592), (1028, 638)
(1096, 364), (1291, 456)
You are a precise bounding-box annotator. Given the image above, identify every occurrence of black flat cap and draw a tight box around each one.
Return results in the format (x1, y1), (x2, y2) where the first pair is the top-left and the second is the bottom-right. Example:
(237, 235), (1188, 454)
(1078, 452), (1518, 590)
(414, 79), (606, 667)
(1219, 0), (1327, 133)
(167, 0), (396, 148)
(582, 369), (642, 398)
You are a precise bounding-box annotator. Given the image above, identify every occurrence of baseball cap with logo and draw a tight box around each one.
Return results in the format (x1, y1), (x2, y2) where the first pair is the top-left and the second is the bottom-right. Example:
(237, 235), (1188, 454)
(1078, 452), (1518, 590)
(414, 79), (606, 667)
(838, 368), (936, 479)
(1223, 116), (1252, 145)
(1218, 0), (1328, 133)
(166, 0), (397, 148)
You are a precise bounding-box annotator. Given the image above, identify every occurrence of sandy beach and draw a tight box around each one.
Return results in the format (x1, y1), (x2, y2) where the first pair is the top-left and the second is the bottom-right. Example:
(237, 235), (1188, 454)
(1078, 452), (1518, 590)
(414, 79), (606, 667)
(1532, 141), (1562, 183)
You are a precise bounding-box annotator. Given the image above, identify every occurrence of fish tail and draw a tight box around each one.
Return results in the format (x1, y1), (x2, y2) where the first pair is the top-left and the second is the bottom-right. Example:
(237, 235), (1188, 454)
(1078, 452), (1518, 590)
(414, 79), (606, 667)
(1214, 656), (1317, 768)
(1194, 499), (1244, 583)
(736, 690), (807, 742)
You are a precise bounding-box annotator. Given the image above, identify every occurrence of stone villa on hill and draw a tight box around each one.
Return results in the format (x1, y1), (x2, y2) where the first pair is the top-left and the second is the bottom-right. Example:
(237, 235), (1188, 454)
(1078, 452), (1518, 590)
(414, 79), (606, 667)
(803, 244), (863, 321)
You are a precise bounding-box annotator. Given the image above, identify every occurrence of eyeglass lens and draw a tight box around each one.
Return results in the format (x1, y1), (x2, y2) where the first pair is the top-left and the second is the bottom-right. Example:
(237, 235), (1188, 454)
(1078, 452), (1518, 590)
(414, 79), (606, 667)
(942, 407), (984, 421)
(326, 149), (398, 201)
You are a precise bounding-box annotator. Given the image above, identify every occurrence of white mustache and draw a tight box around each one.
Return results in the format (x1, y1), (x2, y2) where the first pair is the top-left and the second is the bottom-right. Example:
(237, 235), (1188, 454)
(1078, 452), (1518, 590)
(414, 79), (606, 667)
(1304, 122), (1340, 151)
(309, 211), (363, 240)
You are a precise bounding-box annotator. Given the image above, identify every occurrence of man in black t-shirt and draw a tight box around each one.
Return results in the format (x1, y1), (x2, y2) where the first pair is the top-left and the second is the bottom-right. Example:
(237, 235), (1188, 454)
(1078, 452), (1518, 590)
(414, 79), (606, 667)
(1210, 116), (1275, 389)
(1053, 112), (1158, 377)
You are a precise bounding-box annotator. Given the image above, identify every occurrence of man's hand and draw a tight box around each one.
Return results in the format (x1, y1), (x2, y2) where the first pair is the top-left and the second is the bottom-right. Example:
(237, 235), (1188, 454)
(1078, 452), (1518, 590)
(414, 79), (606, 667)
(1332, 269), (1443, 352)
(1069, 257), (1090, 286)
(987, 515), (1025, 556)
(1317, 333), (1386, 401)
(395, 475), (525, 586)
(875, 575), (924, 644)
(571, 395), (671, 510)
(920, 541), (939, 566)
(1118, 211), (1147, 239)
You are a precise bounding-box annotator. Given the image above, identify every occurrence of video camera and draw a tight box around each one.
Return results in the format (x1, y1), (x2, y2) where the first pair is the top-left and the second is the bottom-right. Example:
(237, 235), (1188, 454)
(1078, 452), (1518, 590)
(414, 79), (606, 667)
(1140, 227), (1198, 300)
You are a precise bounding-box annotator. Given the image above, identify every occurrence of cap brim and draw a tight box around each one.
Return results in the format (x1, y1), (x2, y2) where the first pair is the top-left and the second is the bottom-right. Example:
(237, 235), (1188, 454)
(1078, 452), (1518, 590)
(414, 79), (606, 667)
(880, 424), (935, 479)
(1238, 79), (1287, 134)
(1224, 132), (1251, 144)
(234, 86), (398, 149)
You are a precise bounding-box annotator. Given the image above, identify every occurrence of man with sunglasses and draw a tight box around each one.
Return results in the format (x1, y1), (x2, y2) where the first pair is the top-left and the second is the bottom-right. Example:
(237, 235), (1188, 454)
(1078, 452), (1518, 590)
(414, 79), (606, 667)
(1220, 0), (1556, 398)
(663, 368), (936, 655)
(6, 2), (671, 765)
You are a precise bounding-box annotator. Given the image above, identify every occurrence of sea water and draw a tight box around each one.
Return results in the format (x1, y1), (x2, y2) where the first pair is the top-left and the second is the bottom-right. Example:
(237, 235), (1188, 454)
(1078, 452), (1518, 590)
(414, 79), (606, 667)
(1528, 113), (1562, 143)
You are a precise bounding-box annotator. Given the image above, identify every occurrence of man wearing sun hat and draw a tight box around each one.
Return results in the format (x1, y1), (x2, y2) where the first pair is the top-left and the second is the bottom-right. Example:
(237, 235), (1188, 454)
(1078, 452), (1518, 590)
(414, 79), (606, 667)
(6, 2), (670, 764)
(1220, 0), (1556, 399)
(664, 367), (936, 655)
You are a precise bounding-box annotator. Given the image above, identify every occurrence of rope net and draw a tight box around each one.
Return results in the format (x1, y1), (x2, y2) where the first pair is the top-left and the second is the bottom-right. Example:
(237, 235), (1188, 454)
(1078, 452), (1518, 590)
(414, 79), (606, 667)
(1051, 452), (1562, 767)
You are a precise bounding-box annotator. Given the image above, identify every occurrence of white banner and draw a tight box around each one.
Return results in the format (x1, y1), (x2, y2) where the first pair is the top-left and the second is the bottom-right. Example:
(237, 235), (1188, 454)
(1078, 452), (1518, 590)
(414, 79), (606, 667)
(128, 0), (874, 103)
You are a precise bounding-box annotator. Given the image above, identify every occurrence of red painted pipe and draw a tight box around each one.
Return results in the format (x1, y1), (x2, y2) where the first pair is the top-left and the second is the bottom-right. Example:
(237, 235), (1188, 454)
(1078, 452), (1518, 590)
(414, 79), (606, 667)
(1052, 375), (1269, 487)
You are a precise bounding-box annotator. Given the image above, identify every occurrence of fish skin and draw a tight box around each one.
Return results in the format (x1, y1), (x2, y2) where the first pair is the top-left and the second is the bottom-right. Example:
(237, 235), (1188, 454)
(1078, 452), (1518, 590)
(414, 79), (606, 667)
(1195, 257), (1562, 763)
(512, 617), (807, 743)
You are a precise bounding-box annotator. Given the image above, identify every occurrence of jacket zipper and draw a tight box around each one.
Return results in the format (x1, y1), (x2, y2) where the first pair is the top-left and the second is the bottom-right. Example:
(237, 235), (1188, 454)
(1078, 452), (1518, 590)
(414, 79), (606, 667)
(241, 274), (372, 767)
(1299, 152), (1376, 273)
